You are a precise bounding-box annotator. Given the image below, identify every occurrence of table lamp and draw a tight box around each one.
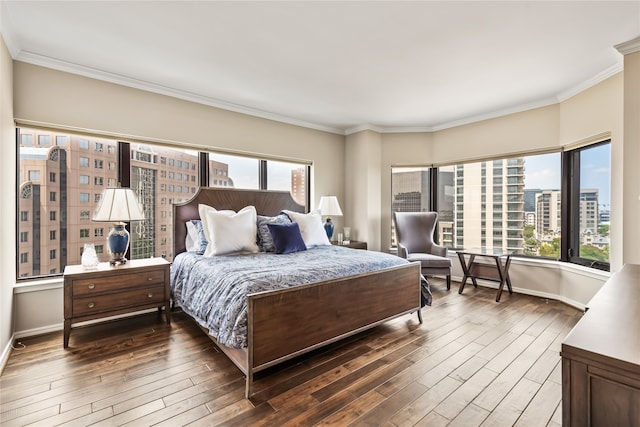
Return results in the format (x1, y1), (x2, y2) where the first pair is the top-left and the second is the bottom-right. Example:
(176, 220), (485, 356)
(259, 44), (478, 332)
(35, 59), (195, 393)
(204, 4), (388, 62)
(93, 187), (145, 265)
(318, 195), (343, 239)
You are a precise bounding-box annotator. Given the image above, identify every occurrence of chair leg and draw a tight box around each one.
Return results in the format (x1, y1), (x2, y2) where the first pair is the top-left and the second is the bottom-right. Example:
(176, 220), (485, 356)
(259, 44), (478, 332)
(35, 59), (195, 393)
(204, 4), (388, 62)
(417, 309), (423, 324)
(446, 274), (451, 290)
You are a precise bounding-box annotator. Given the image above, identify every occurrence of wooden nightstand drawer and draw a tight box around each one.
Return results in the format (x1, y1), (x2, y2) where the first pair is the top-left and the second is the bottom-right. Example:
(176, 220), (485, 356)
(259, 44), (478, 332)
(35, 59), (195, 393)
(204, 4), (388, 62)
(63, 258), (171, 348)
(72, 269), (166, 296)
(72, 285), (166, 316)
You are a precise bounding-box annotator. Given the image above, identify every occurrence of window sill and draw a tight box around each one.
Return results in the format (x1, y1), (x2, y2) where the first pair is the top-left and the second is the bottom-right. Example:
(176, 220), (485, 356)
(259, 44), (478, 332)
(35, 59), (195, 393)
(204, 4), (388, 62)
(14, 277), (63, 294)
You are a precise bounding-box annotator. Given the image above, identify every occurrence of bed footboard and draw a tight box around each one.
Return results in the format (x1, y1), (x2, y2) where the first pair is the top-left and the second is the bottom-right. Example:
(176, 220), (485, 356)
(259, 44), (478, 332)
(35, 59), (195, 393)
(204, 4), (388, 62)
(244, 261), (422, 398)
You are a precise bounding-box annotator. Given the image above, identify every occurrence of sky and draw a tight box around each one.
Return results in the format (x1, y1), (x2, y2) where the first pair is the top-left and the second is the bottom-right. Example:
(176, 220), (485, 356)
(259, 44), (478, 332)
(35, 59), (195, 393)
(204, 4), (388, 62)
(523, 146), (610, 208)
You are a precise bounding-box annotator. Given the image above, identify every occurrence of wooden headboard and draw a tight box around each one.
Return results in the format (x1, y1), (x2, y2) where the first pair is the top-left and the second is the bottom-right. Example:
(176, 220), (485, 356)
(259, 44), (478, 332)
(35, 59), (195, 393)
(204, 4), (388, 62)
(173, 187), (306, 256)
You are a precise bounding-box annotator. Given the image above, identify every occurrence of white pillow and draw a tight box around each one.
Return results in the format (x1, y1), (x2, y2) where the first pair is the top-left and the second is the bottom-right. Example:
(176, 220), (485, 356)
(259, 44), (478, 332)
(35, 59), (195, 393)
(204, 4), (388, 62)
(282, 210), (331, 246)
(198, 204), (234, 256)
(199, 204), (259, 256)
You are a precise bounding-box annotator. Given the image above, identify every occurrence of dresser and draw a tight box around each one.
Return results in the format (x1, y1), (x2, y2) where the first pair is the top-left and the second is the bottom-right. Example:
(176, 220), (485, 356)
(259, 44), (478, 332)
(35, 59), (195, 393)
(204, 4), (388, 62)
(63, 257), (171, 348)
(561, 264), (640, 426)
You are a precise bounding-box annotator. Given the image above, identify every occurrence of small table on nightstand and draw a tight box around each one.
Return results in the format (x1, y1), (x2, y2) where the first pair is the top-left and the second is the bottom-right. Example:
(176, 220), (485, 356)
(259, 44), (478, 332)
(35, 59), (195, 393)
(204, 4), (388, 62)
(63, 257), (171, 348)
(332, 240), (368, 250)
(457, 248), (513, 302)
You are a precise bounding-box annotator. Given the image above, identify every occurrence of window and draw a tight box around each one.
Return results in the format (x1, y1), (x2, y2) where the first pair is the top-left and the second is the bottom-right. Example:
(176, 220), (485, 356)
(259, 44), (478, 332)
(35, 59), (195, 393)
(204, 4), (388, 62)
(563, 141), (611, 268)
(38, 135), (50, 146)
(20, 253), (28, 263)
(20, 232), (28, 243)
(16, 127), (312, 279)
(50, 249), (56, 260)
(267, 160), (309, 207)
(28, 170), (41, 181)
(391, 143), (610, 270)
(209, 153), (259, 189)
(129, 144), (199, 261)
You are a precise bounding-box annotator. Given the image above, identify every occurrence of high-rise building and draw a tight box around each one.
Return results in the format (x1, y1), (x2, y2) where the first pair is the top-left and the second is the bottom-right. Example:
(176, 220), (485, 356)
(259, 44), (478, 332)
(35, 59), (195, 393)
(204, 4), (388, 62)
(291, 167), (306, 206)
(579, 189), (599, 235)
(535, 190), (562, 239)
(18, 130), (231, 277)
(454, 159), (525, 253)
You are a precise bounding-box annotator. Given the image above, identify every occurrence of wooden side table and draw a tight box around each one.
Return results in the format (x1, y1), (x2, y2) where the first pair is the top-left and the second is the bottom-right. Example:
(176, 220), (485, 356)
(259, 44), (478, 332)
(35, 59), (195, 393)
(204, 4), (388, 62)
(63, 257), (171, 348)
(457, 248), (513, 302)
(332, 240), (368, 250)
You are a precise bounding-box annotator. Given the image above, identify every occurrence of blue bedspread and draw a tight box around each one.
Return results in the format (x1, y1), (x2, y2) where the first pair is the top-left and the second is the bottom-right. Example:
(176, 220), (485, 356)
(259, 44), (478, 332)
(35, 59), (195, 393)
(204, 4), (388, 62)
(171, 245), (431, 349)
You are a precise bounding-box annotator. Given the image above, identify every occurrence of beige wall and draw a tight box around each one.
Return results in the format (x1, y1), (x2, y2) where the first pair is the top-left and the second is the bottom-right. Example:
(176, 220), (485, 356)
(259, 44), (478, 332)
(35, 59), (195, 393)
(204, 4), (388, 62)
(12, 62), (345, 211)
(345, 130), (383, 249)
(621, 49), (640, 266)
(1, 35), (16, 366)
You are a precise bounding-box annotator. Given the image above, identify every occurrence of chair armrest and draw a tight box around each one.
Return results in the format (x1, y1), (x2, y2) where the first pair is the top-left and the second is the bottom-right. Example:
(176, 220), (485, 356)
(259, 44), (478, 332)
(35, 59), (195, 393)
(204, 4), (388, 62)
(397, 243), (408, 259)
(431, 243), (448, 258)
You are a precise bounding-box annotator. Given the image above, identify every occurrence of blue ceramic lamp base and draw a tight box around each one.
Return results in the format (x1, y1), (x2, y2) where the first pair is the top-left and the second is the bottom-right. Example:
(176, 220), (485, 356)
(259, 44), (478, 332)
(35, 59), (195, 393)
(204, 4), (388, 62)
(108, 223), (130, 265)
(324, 218), (334, 239)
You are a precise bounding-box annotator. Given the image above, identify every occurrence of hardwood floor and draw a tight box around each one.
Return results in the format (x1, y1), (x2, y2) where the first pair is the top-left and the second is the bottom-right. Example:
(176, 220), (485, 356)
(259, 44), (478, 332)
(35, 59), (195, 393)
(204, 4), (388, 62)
(0, 279), (583, 426)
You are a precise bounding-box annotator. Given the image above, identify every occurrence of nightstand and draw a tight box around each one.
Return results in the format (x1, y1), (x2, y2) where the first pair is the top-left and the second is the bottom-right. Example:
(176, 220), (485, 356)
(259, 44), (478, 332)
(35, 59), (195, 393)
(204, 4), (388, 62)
(332, 240), (368, 250)
(63, 257), (171, 348)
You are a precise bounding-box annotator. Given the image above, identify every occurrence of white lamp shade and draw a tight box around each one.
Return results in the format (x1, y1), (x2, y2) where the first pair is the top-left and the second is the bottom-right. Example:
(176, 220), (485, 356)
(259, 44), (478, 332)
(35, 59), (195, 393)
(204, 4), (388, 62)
(318, 196), (343, 217)
(93, 188), (145, 222)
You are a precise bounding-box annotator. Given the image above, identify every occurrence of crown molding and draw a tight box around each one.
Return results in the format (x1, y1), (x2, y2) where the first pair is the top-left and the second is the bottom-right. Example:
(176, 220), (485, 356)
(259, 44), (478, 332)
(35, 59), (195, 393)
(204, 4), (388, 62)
(7, 45), (626, 138)
(557, 62), (623, 102)
(615, 36), (640, 55)
(13, 50), (346, 136)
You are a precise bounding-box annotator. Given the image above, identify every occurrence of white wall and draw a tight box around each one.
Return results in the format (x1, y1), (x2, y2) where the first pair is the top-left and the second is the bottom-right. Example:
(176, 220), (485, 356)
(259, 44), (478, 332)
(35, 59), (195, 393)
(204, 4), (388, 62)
(0, 35), (16, 368)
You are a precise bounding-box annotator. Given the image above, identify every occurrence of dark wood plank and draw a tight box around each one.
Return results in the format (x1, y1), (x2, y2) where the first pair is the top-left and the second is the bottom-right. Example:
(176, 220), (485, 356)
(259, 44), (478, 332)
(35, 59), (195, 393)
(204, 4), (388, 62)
(0, 279), (582, 427)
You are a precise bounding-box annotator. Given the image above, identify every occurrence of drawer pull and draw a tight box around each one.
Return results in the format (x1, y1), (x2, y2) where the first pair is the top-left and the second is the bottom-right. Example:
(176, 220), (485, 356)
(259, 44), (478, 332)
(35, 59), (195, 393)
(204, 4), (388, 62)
(148, 293), (154, 298)
(88, 284), (95, 290)
(147, 277), (153, 281)
(88, 302), (95, 308)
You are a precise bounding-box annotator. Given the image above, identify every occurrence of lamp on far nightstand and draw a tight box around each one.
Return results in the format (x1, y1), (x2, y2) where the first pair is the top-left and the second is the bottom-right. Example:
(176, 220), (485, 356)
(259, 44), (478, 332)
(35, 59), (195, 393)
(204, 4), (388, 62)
(93, 187), (145, 265)
(318, 195), (343, 240)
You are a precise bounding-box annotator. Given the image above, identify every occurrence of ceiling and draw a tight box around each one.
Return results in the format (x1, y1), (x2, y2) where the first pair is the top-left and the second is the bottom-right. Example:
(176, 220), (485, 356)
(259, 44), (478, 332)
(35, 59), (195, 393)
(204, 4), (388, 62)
(2, 1), (639, 135)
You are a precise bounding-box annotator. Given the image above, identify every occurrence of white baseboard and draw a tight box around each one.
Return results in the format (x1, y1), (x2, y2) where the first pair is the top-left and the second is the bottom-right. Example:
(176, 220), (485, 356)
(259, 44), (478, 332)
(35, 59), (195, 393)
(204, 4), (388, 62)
(0, 333), (16, 375)
(13, 308), (161, 340)
(14, 323), (63, 340)
(449, 275), (587, 311)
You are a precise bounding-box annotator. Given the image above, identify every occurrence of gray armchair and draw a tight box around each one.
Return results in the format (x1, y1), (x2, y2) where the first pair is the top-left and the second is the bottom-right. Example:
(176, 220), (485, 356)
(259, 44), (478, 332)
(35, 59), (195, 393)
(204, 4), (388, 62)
(393, 211), (453, 290)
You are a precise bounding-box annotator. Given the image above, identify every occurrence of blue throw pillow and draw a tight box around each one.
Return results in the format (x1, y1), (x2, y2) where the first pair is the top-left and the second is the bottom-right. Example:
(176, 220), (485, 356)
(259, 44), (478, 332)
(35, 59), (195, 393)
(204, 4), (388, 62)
(266, 222), (307, 254)
(257, 213), (292, 252)
(191, 219), (208, 255)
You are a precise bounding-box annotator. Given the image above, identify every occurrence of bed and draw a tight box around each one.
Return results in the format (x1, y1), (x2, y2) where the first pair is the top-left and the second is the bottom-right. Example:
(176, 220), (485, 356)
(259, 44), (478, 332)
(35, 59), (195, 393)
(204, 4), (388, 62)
(171, 187), (425, 398)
